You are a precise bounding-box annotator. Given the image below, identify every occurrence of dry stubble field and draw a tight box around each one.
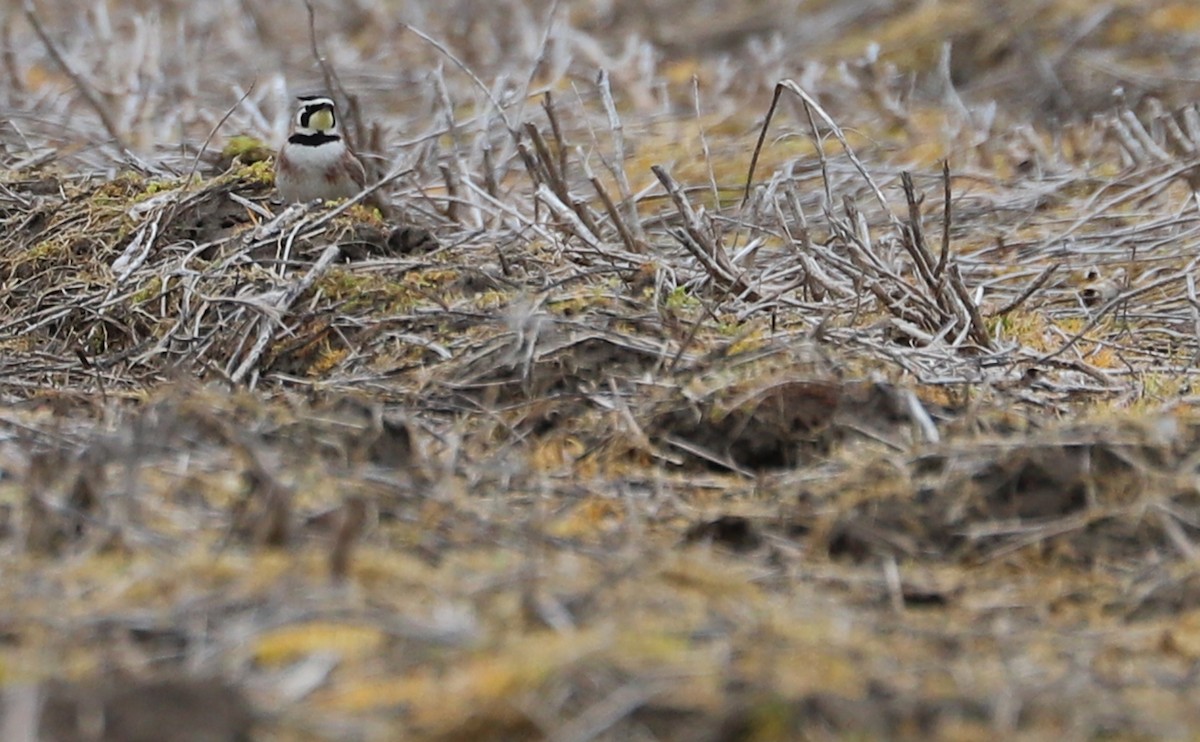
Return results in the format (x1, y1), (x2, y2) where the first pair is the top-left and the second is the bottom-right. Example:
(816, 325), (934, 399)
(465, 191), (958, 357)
(4, 0), (1200, 740)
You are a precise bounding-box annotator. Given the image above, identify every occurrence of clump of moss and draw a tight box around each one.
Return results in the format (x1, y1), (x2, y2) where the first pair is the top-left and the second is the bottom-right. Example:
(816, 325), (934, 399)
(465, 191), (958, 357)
(131, 276), (163, 305)
(317, 269), (422, 314)
(343, 202), (386, 225)
(92, 172), (153, 203)
(222, 159), (275, 187)
(219, 135), (274, 168)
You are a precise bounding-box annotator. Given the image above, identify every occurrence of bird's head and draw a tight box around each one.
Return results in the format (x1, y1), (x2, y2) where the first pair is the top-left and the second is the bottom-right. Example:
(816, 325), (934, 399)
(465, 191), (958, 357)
(294, 96), (339, 135)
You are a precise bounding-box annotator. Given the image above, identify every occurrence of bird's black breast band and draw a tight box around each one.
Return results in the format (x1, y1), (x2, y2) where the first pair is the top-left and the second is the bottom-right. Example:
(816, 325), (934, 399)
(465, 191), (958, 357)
(288, 132), (341, 147)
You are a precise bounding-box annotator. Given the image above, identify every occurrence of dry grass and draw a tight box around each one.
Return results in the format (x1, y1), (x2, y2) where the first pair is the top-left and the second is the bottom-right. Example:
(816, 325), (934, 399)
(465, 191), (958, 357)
(4, 0), (1200, 740)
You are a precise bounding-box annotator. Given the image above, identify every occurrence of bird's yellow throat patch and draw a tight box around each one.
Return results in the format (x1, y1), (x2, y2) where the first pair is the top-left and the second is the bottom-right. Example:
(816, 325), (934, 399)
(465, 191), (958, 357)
(310, 108), (335, 132)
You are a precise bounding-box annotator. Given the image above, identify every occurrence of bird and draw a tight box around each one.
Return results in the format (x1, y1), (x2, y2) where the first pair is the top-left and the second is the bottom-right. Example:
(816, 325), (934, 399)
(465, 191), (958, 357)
(274, 95), (367, 203)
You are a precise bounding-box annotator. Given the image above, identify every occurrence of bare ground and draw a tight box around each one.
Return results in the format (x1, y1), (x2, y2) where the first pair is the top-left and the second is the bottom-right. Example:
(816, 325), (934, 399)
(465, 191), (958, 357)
(4, 1), (1200, 740)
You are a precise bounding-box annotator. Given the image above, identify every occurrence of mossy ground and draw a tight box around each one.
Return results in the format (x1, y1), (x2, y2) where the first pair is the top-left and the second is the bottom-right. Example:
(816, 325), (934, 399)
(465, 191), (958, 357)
(4, 1), (1200, 740)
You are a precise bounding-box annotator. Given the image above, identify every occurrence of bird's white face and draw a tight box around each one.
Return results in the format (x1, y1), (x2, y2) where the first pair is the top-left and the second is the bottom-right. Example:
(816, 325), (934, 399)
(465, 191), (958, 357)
(293, 97), (339, 136)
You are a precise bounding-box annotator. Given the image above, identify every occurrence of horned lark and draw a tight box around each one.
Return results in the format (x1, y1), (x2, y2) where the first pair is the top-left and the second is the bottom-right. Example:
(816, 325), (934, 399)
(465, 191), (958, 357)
(275, 95), (366, 203)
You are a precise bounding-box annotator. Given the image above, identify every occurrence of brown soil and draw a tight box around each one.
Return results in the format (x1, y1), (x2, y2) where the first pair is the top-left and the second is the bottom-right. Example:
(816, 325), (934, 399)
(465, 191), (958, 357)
(4, 1), (1200, 740)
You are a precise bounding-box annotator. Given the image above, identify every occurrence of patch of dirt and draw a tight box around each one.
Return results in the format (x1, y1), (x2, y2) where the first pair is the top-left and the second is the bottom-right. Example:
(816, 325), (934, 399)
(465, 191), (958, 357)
(6, 0), (1200, 740)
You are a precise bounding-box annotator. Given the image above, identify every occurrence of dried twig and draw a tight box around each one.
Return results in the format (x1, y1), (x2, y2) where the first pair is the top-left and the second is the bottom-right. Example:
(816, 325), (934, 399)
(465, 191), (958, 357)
(229, 244), (343, 384)
(937, 160), (951, 279)
(992, 264), (1059, 318)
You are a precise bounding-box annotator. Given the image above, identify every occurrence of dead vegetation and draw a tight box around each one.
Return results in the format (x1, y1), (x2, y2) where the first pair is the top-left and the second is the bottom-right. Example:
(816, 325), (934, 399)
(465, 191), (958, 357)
(4, 0), (1200, 740)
